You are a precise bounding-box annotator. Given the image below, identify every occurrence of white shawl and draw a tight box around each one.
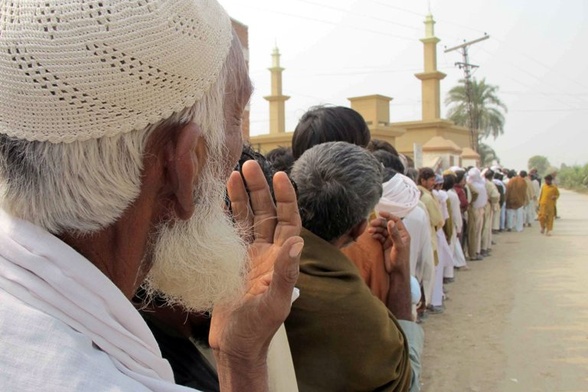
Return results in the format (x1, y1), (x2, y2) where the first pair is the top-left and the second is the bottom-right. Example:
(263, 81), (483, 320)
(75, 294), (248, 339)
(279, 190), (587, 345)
(375, 174), (420, 218)
(0, 209), (191, 391)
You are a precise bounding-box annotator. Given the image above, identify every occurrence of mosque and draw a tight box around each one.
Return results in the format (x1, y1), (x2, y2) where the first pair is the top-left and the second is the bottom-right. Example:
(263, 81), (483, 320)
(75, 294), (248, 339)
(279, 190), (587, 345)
(234, 13), (481, 170)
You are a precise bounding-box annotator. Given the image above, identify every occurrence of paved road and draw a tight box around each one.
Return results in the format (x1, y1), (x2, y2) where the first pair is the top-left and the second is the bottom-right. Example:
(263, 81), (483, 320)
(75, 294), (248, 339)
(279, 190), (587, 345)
(420, 189), (588, 392)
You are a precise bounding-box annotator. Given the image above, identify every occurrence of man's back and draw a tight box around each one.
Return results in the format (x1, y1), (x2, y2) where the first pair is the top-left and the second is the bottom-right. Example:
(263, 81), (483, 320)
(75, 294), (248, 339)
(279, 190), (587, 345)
(285, 229), (412, 391)
(506, 177), (529, 209)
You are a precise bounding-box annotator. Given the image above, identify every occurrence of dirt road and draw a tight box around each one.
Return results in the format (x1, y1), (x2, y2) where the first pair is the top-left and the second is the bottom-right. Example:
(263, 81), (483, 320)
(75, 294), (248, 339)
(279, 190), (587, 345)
(420, 189), (588, 392)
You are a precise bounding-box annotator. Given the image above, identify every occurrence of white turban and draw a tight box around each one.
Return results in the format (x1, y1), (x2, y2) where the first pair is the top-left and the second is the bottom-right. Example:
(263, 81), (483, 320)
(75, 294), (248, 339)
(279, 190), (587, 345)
(467, 167), (488, 208)
(0, 0), (232, 143)
(374, 173), (420, 218)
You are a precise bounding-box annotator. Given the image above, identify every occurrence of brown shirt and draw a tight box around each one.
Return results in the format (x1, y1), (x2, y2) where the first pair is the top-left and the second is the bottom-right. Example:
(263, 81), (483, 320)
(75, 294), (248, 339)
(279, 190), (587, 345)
(342, 229), (390, 304)
(505, 176), (529, 209)
(286, 229), (412, 392)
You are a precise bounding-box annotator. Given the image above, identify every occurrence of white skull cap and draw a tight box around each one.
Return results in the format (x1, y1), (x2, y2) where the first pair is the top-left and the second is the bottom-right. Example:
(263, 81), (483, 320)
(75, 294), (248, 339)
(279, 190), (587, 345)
(0, 0), (233, 143)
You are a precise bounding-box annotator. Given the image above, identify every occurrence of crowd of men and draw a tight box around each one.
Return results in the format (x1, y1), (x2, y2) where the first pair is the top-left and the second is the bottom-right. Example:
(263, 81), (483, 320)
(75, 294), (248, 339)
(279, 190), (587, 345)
(0, 1), (561, 391)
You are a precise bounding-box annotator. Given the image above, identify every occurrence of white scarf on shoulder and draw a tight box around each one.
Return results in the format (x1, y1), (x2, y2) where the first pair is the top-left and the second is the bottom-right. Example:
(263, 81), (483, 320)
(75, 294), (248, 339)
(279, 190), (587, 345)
(0, 209), (189, 390)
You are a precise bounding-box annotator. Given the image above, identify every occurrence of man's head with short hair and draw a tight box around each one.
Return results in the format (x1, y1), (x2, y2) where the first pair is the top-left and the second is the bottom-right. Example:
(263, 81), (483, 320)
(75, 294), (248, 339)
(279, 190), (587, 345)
(291, 106), (370, 160)
(417, 167), (436, 191)
(367, 139), (399, 157)
(443, 172), (457, 191)
(266, 146), (295, 175)
(0, 0), (253, 312)
(454, 169), (466, 185)
(405, 168), (419, 184)
(372, 150), (405, 174)
(484, 169), (495, 180)
(519, 170), (528, 178)
(290, 142), (383, 244)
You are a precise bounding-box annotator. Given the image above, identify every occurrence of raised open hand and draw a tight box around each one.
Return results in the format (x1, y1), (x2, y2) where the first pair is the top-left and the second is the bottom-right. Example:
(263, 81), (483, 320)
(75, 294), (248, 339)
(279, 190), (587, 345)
(209, 160), (302, 390)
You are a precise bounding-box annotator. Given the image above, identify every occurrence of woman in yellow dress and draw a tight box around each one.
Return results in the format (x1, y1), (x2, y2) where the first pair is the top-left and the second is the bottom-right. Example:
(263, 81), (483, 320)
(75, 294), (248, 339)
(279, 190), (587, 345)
(538, 174), (560, 236)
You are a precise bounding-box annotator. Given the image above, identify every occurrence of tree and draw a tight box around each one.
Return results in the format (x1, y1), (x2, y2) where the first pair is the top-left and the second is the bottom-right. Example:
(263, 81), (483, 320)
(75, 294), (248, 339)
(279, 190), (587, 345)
(528, 155), (550, 176)
(478, 142), (499, 166)
(445, 78), (508, 151)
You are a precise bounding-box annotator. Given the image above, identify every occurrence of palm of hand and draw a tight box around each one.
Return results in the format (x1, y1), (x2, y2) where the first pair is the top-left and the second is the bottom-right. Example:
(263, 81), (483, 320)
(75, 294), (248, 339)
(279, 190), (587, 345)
(209, 161), (302, 363)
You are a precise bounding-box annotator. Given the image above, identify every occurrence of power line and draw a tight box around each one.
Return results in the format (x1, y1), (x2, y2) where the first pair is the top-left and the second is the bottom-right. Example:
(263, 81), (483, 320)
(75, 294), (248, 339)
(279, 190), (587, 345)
(478, 47), (588, 109)
(292, 0), (421, 32)
(230, 4), (416, 41)
(365, 0), (424, 18)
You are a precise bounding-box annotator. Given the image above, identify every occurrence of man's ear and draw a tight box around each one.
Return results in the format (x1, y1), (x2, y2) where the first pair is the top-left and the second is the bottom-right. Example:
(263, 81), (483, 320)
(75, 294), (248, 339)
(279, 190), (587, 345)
(164, 122), (205, 220)
(350, 218), (369, 242)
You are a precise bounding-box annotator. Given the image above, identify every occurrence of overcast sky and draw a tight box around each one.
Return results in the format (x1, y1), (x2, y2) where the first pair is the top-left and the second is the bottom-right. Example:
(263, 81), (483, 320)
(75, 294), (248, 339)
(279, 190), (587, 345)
(218, 0), (588, 170)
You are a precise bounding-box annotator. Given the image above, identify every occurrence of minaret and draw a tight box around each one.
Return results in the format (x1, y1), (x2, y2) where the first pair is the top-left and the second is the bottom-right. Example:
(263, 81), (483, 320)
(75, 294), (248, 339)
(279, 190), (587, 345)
(415, 12), (446, 121)
(264, 45), (290, 134)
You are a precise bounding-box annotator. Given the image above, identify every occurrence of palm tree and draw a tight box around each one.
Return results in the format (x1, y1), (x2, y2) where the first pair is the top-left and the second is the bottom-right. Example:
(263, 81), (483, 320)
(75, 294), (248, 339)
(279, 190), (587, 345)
(478, 142), (499, 166)
(445, 78), (508, 151)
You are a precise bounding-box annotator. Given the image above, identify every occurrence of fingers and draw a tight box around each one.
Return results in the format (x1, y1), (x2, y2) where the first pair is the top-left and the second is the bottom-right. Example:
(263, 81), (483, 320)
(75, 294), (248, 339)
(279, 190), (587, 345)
(239, 161), (277, 243)
(228, 160), (300, 248)
(272, 171), (301, 245)
(227, 171), (253, 230)
(265, 236), (303, 320)
(376, 211), (394, 221)
(387, 216), (410, 250)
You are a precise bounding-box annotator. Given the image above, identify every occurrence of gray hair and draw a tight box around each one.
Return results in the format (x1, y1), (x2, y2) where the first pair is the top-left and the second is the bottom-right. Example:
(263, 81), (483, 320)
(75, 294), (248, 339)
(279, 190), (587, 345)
(0, 34), (244, 235)
(291, 141), (383, 242)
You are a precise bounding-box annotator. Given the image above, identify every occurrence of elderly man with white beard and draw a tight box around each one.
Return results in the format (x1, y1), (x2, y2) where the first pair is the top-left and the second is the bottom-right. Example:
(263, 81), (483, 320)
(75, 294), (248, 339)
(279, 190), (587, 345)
(0, 1), (303, 391)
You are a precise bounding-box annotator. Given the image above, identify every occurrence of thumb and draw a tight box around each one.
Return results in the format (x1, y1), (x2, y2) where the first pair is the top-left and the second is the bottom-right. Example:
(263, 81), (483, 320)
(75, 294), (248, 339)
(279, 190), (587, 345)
(387, 219), (401, 244)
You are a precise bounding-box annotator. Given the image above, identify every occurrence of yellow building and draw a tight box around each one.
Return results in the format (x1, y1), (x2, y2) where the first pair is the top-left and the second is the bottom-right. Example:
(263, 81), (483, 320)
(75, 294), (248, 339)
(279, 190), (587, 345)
(249, 12), (480, 167)
(391, 13), (477, 168)
(249, 46), (293, 153)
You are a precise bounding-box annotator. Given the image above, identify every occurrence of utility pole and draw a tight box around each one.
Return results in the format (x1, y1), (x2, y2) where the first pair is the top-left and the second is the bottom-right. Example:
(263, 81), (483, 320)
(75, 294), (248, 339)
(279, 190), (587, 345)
(445, 34), (489, 154)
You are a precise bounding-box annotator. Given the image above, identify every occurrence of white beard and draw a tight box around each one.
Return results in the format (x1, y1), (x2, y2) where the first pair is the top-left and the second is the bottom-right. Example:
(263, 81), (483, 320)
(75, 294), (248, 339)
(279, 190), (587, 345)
(143, 152), (248, 312)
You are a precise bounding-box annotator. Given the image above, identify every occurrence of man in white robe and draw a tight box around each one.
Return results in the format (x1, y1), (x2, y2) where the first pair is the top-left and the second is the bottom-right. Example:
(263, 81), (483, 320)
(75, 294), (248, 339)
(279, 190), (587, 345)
(374, 173), (435, 315)
(0, 1), (303, 391)
(443, 171), (468, 270)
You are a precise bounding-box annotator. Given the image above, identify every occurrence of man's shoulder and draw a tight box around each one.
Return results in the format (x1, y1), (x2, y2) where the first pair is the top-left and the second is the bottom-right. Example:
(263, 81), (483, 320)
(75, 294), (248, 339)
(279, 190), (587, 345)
(0, 290), (153, 391)
(295, 232), (390, 313)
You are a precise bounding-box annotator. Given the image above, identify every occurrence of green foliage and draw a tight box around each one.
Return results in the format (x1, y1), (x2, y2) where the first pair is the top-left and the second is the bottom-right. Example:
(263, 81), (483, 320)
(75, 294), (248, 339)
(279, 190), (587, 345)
(445, 78), (508, 143)
(527, 155), (550, 176)
(478, 142), (498, 166)
(558, 163), (588, 191)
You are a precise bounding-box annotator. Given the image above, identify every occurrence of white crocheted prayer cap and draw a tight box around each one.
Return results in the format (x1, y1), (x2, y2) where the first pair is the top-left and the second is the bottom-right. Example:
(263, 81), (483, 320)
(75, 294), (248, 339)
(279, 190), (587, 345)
(0, 0), (232, 143)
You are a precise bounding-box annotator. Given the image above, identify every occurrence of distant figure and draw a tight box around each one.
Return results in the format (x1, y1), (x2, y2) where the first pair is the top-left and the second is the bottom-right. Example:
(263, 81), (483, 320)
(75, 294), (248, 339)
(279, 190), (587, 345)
(492, 172), (507, 232)
(481, 169), (500, 257)
(538, 174), (560, 236)
(521, 170), (536, 227)
(505, 170), (529, 232)
(466, 168), (488, 260)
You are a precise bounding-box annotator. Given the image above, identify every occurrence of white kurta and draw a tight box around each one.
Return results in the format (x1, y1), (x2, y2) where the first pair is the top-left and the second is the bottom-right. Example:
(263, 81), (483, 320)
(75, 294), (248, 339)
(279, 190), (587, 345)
(447, 189), (467, 268)
(0, 210), (191, 391)
(403, 203), (435, 306)
(0, 209), (298, 392)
